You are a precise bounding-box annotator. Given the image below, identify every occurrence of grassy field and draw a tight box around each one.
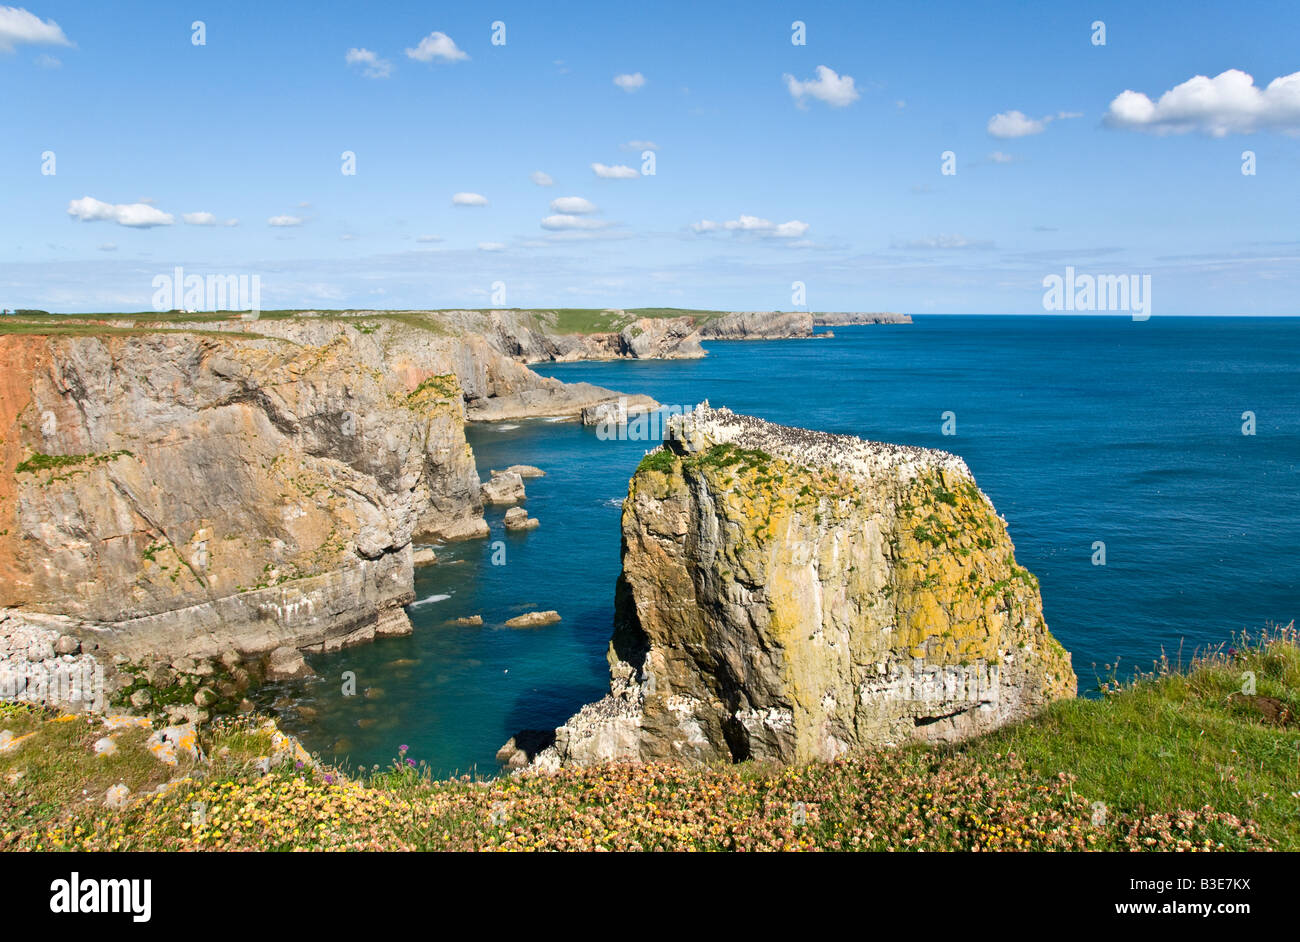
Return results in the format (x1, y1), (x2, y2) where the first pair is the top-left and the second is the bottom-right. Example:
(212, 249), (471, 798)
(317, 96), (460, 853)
(2, 625), (1294, 852)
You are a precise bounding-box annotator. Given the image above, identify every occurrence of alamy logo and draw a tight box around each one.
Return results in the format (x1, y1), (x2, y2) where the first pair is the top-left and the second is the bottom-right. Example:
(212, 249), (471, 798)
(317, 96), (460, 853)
(1, 660), (104, 710)
(595, 399), (700, 442)
(49, 872), (152, 922)
(1042, 266), (1151, 321)
(151, 266), (261, 316)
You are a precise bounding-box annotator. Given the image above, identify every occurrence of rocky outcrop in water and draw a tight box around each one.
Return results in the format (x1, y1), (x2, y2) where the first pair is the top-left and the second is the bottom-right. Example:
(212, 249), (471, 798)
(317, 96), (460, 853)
(530, 406), (1074, 769)
(481, 470), (527, 505)
(503, 507), (539, 531)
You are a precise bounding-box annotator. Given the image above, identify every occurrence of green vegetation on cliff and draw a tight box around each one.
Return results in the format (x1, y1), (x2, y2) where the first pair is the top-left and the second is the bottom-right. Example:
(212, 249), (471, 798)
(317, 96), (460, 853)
(0, 307), (728, 339)
(2, 626), (1294, 851)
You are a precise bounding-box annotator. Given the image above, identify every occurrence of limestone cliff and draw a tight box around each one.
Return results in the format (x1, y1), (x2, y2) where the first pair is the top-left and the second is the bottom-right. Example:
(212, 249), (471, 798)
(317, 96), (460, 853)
(533, 406), (1075, 768)
(0, 309), (911, 670)
(695, 310), (814, 339)
(812, 312), (912, 326)
(0, 316), (637, 662)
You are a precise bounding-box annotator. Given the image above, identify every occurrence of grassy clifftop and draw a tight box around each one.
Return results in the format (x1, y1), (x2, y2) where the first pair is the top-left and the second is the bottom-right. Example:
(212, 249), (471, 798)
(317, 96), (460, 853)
(0, 307), (728, 338)
(2, 625), (1294, 851)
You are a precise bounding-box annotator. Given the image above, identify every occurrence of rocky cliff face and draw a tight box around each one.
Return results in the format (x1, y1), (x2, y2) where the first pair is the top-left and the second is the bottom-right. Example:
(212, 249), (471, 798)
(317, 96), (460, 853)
(695, 311), (814, 339)
(812, 312), (912, 326)
(0, 316), (639, 662)
(0, 309), (913, 673)
(533, 406), (1074, 769)
(430, 309), (846, 362)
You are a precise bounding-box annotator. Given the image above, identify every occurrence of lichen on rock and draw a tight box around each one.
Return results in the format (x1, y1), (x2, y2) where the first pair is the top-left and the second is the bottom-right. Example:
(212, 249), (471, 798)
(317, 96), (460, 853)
(531, 405), (1075, 769)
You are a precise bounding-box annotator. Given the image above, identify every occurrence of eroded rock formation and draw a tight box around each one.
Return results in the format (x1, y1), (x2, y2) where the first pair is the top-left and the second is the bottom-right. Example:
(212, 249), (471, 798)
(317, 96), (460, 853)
(532, 406), (1075, 769)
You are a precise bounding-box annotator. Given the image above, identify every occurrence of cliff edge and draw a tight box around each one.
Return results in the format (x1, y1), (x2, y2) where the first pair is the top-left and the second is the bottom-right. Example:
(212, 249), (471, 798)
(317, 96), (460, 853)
(533, 405), (1075, 768)
(0, 317), (640, 663)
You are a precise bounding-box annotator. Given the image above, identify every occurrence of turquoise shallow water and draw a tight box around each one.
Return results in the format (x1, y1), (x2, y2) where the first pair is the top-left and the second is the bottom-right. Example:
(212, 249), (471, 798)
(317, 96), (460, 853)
(257, 316), (1300, 777)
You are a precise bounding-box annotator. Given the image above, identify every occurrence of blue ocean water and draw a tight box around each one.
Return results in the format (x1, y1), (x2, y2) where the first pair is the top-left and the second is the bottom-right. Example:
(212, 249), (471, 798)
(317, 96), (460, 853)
(257, 316), (1300, 777)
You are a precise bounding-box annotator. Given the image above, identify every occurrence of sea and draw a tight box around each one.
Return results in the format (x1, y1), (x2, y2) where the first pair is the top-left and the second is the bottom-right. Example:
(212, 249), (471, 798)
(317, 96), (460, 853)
(254, 316), (1300, 777)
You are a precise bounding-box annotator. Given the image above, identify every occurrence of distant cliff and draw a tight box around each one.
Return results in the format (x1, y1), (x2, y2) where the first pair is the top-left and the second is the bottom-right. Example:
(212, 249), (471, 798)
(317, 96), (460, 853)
(422, 308), (898, 362)
(532, 406), (1074, 768)
(813, 312), (911, 326)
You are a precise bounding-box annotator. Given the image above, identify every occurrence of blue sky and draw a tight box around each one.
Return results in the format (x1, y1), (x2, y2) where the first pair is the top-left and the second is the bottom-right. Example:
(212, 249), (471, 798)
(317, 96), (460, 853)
(3, 0), (1299, 314)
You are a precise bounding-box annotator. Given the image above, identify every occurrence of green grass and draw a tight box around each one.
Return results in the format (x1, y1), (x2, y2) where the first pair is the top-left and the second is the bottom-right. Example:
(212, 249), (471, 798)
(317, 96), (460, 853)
(955, 624), (1300, 847)
(13, 450), (133, 475)
(0, 306), (736, 340)
(536, 307), (727, 334)
(635, 448), (678, 474)
(4, 626), (1293, 851)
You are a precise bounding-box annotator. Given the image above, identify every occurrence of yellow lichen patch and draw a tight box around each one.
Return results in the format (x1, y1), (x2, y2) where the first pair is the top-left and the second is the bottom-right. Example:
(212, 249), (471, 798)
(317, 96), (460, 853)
(400, 373), (461, 414)
(885, 469), (1026, 668)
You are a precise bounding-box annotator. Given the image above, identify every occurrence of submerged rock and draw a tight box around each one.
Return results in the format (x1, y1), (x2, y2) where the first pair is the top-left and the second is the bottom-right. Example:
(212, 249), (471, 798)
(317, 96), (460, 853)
(531, 406), (1075, 770)
(504, 611), (561, 629)
(499, 464), (545, 479)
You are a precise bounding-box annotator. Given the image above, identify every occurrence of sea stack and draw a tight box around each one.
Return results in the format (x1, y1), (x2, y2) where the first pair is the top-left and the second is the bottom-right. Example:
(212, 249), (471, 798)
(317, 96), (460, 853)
(530, 405), (1075, 769)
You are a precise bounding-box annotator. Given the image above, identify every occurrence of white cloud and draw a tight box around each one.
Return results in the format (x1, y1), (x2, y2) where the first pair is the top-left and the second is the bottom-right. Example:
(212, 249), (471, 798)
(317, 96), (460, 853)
(405, 31), (468, 63)
(987, 151), (1016, 163)
(66, 196), (173, 228)
(540, 214), (607, 230)
(415, 234), (443, 243)
(34, 52), (58, 67)
(613, 72), (645, 92)
(549, 196), (597, 214)
(987, 110), (1044, 137)
(771, 220), (810, 238)
(783, 66), (860, 108)
(182, 211), (217, 226)
(452, 192), (488, 206)
(268, 215), (303, 227)
(622, 140), (658, 151)
(987, 109), (1081, 138)
(691, 214), (809, 239)
(0, 6), (71, 53)
(530, 171), (554, 186)
(1104, 69), (1300, 136)
(592, 162), (638, 179)
(223, 218), (239, 227)
(97, 243), (116, 252)
(345, 47), (393, 79)
(478, 241), (505, 251)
